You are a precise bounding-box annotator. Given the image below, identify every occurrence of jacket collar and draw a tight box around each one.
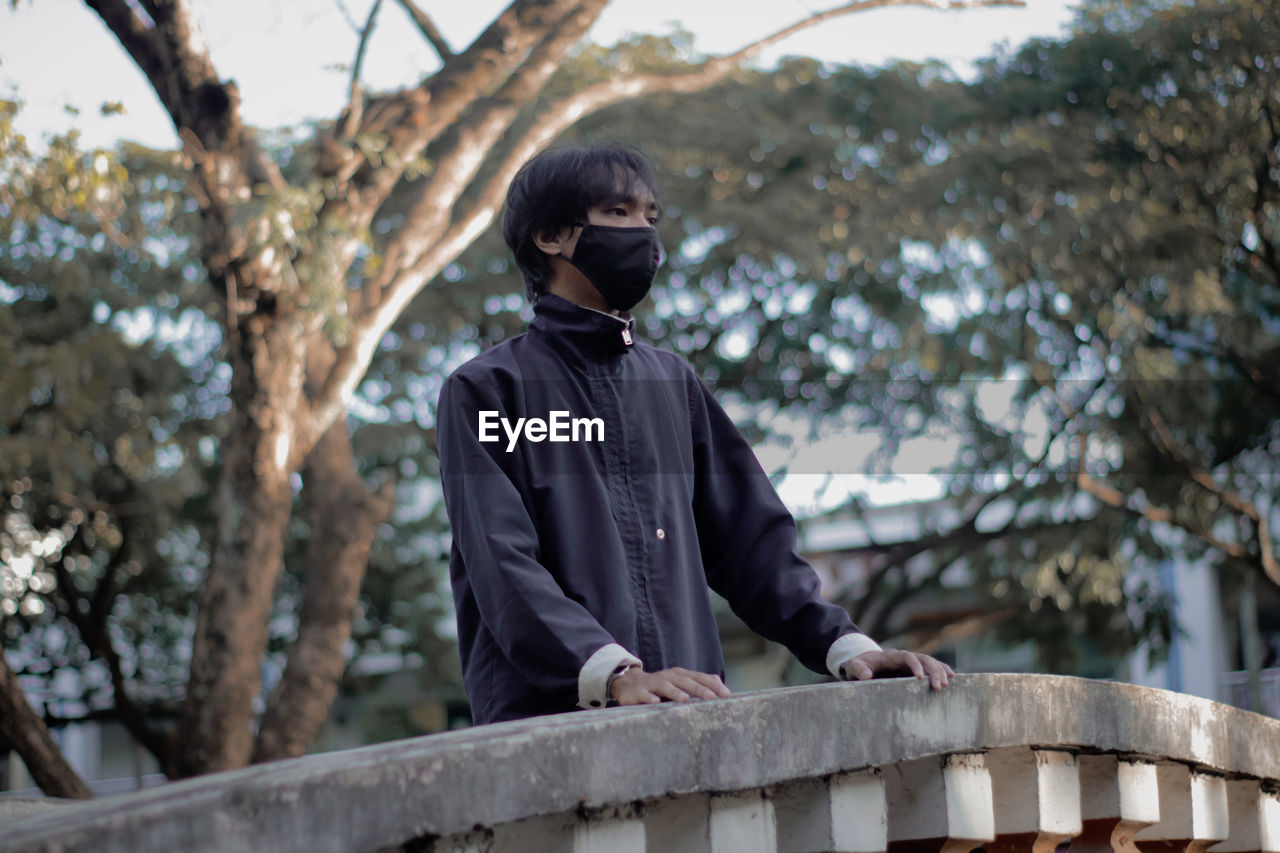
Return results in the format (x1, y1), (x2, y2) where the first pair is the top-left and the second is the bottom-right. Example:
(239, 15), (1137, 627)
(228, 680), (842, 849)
(528, 293), (636, 359)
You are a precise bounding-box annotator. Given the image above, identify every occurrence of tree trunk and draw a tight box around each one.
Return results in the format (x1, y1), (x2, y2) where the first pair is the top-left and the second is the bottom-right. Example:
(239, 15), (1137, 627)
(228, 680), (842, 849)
(0, 652), (92, 799)
(252, 419), (395, 763)
(175, 315), (307, 776)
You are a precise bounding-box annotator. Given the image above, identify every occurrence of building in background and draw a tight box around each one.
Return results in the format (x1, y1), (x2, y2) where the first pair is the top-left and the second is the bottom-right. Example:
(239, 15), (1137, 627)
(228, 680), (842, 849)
(5, 500), (1278, 796)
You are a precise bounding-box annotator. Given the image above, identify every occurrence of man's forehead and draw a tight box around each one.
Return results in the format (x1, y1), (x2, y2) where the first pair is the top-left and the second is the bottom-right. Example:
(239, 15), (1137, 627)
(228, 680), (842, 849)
(598, 184), (660, 210)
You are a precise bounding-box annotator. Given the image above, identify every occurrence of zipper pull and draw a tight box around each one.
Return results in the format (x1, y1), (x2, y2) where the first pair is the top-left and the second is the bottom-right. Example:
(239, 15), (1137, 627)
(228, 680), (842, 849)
(621, 327), (633, 347)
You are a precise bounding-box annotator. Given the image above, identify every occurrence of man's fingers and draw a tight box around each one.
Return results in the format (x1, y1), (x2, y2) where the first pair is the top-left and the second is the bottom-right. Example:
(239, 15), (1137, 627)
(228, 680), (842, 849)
(922, 658), (948, 690)
(664, 676), (704, 701)
(910, 653), (952, 690)
(614, 685), (663, 705)
(666, 671), (712, 699)
(611, 668), (736, 706)
(670, 673), (728, 701)
(848, 649), (954, 689)
(655, 668), (731, 700)
(684, 671), (732, 698)
(875, 650), (924, 678)
(653, 680), (691, 702)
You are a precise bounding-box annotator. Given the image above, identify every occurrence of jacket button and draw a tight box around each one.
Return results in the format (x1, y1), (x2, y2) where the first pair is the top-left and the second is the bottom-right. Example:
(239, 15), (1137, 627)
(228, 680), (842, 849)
(656, 528), (666, 540)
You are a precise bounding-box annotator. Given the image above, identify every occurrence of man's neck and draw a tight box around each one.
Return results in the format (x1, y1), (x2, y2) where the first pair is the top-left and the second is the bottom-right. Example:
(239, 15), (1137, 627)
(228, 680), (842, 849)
(545, 260), (611, 313)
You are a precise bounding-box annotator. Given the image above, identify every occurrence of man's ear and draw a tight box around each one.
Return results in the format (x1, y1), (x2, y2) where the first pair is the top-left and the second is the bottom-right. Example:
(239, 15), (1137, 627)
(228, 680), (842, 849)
(533, 225), (573, 257)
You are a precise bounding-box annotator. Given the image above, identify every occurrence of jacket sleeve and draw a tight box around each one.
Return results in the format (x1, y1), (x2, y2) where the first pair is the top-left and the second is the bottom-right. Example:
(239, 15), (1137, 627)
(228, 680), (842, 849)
(688, 375), (870, 677)
(438, 370), (625, 702)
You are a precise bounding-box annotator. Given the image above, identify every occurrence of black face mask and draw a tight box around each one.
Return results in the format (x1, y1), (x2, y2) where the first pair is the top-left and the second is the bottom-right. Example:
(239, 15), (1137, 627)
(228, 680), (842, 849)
(565, 225), (662, 312)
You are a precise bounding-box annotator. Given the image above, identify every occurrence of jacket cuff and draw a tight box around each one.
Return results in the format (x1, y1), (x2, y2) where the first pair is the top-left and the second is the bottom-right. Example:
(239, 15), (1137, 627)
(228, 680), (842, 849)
(827, 632), (883, 680)
(578, 643), (642, 710)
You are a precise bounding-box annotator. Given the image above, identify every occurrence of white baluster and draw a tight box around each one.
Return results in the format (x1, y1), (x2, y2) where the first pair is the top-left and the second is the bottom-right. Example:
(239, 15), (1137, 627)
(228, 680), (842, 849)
(645, 793), (713, 853)
(1260, 788), (1280, 853)
(436, 805), (646, 853)
(773, 769), (888, 853)
(643, 790), (776, 853)
(709, 790), (777, 853)
(982, 748), (1081, 853)
(885, 753), (995, 853)
(490, 812), (575, 853)
(575, 805), (646, 853)
(1135, 765), (1229, 853)
(1076, 756), (1160, 853)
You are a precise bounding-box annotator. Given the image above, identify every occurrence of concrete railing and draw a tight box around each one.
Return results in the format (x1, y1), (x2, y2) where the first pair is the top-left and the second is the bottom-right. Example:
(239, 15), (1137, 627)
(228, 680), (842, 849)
(3, 674), (1280, 852)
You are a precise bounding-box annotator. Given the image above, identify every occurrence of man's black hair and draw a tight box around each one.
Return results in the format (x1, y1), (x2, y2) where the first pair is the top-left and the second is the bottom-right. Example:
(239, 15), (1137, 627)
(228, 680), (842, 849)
(502, 142), (660, 301)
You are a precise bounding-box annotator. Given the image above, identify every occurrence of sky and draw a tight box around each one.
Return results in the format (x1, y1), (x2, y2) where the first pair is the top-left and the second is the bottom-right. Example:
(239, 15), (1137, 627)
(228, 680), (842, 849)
(0, 0), (1077, 511)
(1, 0), (1081, 149)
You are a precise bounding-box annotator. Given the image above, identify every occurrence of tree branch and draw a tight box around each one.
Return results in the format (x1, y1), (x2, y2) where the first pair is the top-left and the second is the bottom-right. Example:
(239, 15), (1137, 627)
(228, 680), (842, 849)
(1127, 382), (1280, 586)
(1074, 434), (1273, 583)
(835, 481), (1025, 625)
(425, 0), (1030, 278)
(332, 0), (361, 31)
(898, 606), (1021, 655)
(341, 0), (386, 138)
(82, 0), (234, 151)
(42, 500), (173, 774)
(313, 0), (591, 246)
(1250, 104), (1280, 287)
(0, 652), (93, 799)
(358, 0), (608, 312)
(835, 394), (1073, 627)
(253, 413), (395, 763)
(866, 515), (1090, 639)
(1058, 260), (1280, 586)
(393, 0), (453, 61)
(49, 551), (172, 774)
(308, 0), (1027, 478)
(85, 0), (255, 293)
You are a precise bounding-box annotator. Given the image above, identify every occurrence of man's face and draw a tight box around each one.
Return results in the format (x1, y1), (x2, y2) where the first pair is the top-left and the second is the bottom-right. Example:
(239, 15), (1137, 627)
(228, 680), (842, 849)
(536, 184), (661, 312)
(560, 187), (661, 256)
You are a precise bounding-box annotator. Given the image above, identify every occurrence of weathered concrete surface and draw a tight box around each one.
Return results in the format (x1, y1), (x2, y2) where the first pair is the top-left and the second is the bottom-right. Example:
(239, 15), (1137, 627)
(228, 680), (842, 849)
(3, 674), (1280, 853)
(0, 799), (77, 823)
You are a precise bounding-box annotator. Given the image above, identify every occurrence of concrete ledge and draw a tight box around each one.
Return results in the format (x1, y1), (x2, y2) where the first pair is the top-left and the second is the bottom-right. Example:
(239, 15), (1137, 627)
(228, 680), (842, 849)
(0, 798), (79, 823)
(3, 674), (1279, 853)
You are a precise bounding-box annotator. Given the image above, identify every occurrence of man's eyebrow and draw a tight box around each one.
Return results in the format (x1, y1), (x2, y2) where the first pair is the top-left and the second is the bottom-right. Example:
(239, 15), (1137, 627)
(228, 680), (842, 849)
(597, 192), (663, 217)
(639, 196), (662, 218)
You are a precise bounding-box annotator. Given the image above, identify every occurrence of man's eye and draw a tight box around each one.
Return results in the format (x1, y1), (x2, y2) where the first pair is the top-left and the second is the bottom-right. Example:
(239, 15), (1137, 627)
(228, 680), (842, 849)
(611, 207), (627, 216)
(646, 217), (658, 226)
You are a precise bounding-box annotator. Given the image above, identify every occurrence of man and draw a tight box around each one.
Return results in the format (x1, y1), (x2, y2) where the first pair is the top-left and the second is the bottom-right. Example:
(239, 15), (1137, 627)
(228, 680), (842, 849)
(437, 143), (952, 725)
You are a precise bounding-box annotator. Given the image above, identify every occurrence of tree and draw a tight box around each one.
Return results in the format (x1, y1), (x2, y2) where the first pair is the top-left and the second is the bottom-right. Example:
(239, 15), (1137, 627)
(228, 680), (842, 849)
(913, 0), (1280, 674)
(864, 0), (1280, 593)
(550, 63), (1170, 671)
(3, 0), (1019, 784)
(533, 0), (1276, 668)
(1, 101), (222, 779)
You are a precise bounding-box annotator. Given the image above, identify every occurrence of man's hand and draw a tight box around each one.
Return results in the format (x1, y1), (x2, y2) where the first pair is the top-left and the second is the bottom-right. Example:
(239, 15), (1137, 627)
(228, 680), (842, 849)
(841, 649), (955, 690)
(609, 666), (732, 706)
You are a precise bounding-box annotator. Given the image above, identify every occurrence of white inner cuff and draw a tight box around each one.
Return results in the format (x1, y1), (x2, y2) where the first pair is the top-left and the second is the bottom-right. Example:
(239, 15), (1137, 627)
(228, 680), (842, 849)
(826, 633), (883, 680)
(578, 643), (641, 710)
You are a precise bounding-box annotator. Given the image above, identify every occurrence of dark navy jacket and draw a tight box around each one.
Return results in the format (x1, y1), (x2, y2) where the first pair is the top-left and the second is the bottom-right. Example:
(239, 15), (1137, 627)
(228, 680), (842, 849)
(438, 294), (859, 724)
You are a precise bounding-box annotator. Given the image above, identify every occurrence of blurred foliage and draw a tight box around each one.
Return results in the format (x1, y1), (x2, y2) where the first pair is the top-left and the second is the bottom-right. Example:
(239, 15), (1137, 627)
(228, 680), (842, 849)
(0, 100), (461, 717)
(5, 0), (1278, 730)
(0, 100), (216, 714)
(413, 0), (1278, 672)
